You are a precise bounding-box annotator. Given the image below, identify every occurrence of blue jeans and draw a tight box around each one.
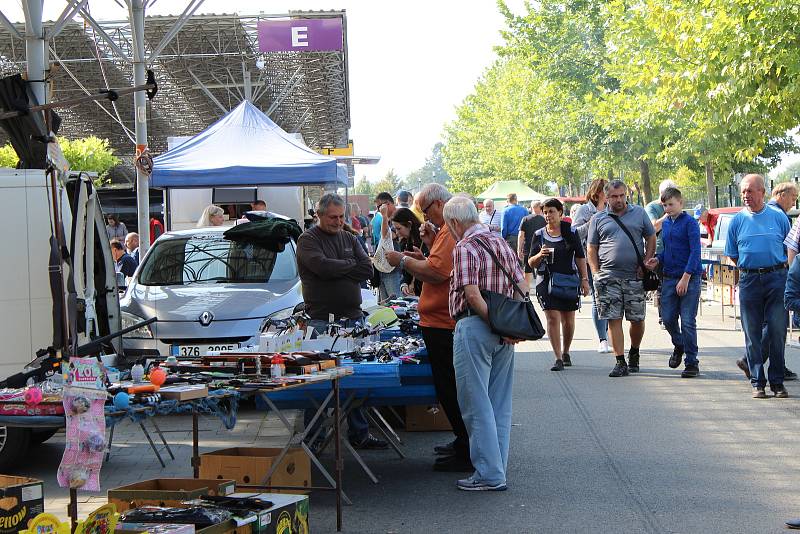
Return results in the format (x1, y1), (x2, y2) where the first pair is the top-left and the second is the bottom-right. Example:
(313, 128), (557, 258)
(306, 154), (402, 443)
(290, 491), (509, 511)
(305, 319), (369, 441)
(739, 270), (788, 387)
(587, 267), (608, 341)
(378, 268), (402, 302)
(660, 275), (701, 365)
(453, 316), (514, 485)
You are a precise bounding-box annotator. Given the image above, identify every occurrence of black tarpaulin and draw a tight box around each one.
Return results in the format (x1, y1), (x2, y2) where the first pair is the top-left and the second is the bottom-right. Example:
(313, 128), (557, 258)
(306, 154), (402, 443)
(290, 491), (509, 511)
(0, 73), (61, 169)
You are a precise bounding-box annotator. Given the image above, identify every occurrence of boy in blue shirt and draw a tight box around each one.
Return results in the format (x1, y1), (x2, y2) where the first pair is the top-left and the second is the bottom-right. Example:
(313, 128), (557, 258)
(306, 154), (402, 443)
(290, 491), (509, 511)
(647, 187), (703, 377)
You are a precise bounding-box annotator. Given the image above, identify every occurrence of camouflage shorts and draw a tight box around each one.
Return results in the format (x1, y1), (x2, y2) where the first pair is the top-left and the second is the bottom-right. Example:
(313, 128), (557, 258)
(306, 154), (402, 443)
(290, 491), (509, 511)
(594, 278), (646, 322)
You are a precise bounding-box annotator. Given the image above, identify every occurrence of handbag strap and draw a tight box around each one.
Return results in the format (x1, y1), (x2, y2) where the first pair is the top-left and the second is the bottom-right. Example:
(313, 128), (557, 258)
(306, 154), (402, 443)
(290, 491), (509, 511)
(607, 213), (646, 270)
(474, 237), (529, 300)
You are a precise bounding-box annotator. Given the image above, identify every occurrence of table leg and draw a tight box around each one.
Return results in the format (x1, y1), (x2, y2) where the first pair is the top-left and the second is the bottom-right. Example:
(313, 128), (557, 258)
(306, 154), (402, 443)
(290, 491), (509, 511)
(365, 409), (405, 459)
(105, 424), (115, 462)
(334, 374), (343, 532)
(192, 412), (199, 479)
(370, 406), (402, 444)
(150, 418), (175, 460)
(68, 488), (77, 532)
(139, 422), (165, 468)
(258, 392), (351, 503)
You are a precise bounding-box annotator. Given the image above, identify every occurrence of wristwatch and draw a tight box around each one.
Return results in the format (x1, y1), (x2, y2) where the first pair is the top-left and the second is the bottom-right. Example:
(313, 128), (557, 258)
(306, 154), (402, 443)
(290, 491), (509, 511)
(399, 255), (407, 270)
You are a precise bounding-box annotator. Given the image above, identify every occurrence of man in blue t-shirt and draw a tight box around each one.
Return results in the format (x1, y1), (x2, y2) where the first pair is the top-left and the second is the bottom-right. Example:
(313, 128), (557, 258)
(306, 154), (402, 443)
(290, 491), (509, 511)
(500, 193), (528, 251)
(724, 174), (791, 399)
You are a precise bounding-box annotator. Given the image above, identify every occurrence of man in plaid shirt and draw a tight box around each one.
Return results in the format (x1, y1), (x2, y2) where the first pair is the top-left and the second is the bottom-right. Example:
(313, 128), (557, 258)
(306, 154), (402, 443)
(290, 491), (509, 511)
(445, 196), (527, 492)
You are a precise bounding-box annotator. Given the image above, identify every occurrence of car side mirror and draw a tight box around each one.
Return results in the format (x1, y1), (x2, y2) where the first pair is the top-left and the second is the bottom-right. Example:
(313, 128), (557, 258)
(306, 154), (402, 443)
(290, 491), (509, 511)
(115, 272), (126, 290)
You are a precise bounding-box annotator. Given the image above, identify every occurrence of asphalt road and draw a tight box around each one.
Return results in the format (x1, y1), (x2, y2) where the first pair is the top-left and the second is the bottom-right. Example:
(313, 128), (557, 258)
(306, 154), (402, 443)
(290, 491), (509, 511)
(16, 299), (800, 533)
(307, 303), (800, 534)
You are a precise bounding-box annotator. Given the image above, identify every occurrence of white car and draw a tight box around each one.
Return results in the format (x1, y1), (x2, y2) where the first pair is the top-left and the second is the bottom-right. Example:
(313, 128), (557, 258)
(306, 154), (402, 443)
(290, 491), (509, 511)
(120, 225), (303, 359)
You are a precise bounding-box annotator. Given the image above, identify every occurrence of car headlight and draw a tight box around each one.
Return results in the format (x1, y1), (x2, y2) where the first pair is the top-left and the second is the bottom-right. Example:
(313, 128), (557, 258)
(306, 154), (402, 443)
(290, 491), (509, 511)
(260, 307), (296, 332)
(121, 311), (153, 339)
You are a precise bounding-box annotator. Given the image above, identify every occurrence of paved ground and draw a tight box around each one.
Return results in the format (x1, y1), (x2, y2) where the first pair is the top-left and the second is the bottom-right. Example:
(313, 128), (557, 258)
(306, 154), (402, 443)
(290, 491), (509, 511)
(14, 296), (800, 533)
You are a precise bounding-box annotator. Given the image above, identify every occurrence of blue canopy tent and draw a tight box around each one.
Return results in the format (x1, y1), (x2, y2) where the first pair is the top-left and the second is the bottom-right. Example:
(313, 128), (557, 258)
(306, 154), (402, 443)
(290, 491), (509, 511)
(151, 100), (347, 187)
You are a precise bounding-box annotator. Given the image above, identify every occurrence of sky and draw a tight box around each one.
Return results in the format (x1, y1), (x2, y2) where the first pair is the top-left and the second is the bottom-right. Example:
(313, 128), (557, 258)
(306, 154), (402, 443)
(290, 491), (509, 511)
(6, 0), (525, 183)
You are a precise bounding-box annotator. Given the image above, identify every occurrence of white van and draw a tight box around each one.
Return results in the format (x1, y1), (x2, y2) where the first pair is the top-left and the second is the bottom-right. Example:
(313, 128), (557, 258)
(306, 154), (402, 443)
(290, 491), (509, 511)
(0, 168), (119, 468)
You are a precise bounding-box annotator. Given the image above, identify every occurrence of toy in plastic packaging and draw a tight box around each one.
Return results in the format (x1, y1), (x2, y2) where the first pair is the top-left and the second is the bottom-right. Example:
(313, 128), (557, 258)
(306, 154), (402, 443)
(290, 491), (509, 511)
(19, 513), (70, 534)
(57, 358), (107, 492)
(75, 503), (118, 534)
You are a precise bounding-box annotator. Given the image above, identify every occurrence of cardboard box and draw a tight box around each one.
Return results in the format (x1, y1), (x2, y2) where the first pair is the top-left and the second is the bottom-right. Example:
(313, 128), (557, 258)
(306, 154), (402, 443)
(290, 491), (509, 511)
(159, 385), (209, 401)
(719, 264), (739, 286)
(227, 493), (309, 534)
(712, 284), (737, 305)
(108, 478), (235, 512)
(405, 405), (452, 432)
(116, 524), (195, 534)
(0, 475), (43, 534)
(199, 448), (310, 494)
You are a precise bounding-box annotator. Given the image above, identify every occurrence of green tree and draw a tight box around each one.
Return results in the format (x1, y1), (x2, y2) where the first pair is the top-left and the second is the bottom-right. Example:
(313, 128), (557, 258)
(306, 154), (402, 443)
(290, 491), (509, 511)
(0, 136), (120, 183)
(0, 144), (18, 168)
(60, 136), (120, 183)
(371, 169), (403, 197)
(602, 0), (800, 207)
(354, 175), (373, 197)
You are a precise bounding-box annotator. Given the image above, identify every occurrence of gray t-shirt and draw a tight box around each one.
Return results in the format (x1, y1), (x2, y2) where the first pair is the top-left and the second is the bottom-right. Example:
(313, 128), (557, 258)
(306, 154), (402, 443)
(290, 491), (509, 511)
(588, 204), (655, 280)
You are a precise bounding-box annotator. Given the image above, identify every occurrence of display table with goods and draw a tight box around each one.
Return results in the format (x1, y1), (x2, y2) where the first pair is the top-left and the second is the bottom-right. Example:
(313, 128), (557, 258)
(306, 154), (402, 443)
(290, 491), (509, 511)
(0, 347), (352, 532)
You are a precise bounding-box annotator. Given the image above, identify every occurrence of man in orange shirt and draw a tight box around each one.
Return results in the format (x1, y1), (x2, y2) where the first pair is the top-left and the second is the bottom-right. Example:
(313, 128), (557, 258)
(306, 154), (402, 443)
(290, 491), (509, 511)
(387, 183), (471, 472)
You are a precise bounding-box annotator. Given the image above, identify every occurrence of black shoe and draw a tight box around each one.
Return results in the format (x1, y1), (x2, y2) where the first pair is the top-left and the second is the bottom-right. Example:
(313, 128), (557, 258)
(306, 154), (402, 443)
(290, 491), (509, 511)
(434, 440), (456, 456)
(785, 367), (798, 381)
(350, 434), (388, 450)
(628, 354), (640, 373)
(681, 364), (699, 378)
(669, 346), (684, 369)
(609, 363), (629, 378)
(737, 358), (751, 379)
(771, 384), (789, 398)
(563, 353), (572, 367)
(551, 359), (564, 371)
(752, 387), (767, 399)
(433, 455), (473, 472)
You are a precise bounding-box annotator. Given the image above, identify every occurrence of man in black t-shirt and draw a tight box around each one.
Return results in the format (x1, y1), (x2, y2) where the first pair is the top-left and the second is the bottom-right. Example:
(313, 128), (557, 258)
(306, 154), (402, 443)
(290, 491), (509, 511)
(518, 202), (546, 285)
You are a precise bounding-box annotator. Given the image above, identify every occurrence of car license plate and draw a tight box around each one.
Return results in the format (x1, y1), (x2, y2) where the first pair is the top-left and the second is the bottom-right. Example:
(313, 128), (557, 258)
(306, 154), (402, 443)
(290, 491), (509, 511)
(171, 343), (240, 357)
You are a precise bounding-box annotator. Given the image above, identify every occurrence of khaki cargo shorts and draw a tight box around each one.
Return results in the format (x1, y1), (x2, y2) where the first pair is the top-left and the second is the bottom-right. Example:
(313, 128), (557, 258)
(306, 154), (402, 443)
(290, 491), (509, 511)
(594, 278), (646, 322)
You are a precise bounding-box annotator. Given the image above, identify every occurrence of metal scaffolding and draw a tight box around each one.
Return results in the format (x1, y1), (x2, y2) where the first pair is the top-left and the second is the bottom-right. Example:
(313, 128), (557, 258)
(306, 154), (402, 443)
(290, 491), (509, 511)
(0, 10), (351, 155)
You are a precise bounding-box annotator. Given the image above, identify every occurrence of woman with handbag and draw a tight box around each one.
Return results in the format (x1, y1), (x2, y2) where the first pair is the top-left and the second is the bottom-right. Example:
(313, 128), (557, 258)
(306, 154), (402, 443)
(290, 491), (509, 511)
(529, 198), (591, 371)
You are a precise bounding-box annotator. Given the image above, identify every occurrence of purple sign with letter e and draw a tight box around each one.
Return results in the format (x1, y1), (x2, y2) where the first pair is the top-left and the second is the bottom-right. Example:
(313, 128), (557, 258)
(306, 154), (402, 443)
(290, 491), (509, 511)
(258, 18), (343, 53)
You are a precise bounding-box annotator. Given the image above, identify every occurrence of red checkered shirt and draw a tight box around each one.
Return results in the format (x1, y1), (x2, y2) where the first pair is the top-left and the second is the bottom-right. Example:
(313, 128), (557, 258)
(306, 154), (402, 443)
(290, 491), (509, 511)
(449, 224), (526, 318)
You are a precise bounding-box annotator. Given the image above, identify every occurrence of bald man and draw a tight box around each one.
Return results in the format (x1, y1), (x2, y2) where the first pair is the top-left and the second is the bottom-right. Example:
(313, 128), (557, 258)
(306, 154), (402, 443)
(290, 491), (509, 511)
(724, 174), (791, 398)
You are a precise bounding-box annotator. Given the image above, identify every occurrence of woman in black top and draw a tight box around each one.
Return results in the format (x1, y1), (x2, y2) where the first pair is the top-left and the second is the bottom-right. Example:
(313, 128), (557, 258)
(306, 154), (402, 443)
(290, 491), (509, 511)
(529, 198), (590, 371)
(391, 208), (427, 296)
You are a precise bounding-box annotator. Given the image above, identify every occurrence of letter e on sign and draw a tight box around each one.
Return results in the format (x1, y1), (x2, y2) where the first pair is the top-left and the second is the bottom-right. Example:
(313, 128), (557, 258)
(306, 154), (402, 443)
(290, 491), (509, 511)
(291, 26), (309, 47)
(258, 18), (343, 53)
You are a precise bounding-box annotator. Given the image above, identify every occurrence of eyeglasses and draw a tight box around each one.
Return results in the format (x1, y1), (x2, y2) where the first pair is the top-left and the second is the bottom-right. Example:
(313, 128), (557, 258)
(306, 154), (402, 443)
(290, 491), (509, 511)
(421, 200), (436, 214)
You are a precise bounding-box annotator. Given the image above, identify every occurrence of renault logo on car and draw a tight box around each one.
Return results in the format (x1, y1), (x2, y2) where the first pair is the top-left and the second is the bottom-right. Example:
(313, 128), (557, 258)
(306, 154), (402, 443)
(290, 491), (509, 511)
(199, 311), (214, 326)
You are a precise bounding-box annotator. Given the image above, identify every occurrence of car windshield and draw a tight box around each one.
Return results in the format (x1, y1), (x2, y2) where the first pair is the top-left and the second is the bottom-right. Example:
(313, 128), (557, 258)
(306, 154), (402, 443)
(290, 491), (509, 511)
(716, 215), (732, 244)
(138, 234), (297, 285)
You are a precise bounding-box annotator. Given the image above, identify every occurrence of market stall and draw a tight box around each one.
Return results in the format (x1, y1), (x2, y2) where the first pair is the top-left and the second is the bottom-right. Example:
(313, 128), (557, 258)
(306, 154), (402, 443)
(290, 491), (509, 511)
(150, 100), (348, 229)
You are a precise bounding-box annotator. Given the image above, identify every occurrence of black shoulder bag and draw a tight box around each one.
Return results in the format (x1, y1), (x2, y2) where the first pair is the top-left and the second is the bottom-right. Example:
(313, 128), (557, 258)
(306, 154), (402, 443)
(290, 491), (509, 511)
(474, 239), (545, 340)
(607, 214), (660, 291)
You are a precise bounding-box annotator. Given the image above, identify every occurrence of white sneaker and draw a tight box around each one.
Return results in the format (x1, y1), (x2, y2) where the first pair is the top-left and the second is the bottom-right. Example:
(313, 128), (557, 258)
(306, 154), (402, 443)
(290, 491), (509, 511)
(598, 340), (610, 353)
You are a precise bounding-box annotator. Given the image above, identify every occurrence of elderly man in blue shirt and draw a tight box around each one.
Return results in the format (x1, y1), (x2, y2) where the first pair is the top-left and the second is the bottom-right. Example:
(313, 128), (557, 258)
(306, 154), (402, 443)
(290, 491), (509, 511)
(724, 174), (791, 398)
